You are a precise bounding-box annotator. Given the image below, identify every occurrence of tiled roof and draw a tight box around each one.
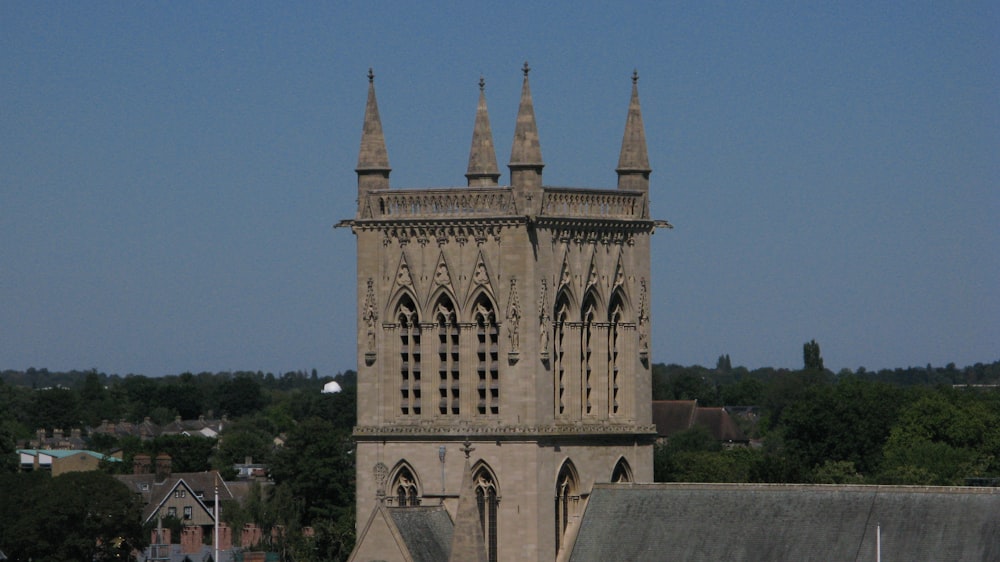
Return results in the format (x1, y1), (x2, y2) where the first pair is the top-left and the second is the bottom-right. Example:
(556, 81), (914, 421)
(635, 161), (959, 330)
(387, 506), (454, 562)
(650, 400), (698, 436)
(570, 483), (1000, 562)
(651, 401), (748, 443)
(693, 408), (747, 443)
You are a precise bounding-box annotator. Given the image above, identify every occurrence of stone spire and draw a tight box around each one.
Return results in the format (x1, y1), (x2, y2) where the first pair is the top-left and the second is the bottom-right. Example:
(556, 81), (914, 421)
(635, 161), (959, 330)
(508, 62), (544, 190)
(356, 68), (391, 197)
(616, 70), (651, 191)
(448, 443), (488, 562)
(466, 77), (501, 187)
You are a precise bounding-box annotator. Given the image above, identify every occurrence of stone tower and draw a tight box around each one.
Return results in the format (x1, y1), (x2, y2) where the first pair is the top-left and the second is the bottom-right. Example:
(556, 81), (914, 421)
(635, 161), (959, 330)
(346, 65), (663, 562)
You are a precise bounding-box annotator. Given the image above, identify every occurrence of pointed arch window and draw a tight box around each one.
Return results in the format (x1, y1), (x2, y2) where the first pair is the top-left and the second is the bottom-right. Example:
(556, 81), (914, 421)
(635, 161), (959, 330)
(474, 464), (499, 562)
(397, 296), (421, 416)
(474, 297), (499, 415)
(435, 299), (460, 415)
(555, 461), (579, 556)
(581, 294), (598, 416)
(391, 465), (421, 507)
(553, 293), (570, 416)
(611, 457), (632, 483)
(609, 294), (625, 416)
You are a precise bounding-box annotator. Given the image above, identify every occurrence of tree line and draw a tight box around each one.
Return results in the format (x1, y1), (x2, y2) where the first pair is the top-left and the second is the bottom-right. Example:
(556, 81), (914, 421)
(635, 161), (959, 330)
(652, 349), (1000, 486)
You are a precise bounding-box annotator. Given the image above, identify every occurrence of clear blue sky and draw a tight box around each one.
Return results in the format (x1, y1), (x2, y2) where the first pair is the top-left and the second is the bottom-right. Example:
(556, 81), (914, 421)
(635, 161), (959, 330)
(2, 2), (997, 376)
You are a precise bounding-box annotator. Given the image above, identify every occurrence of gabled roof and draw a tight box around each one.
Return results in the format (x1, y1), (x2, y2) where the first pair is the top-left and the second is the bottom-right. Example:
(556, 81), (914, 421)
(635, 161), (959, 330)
(115, 471), (233, 523)
(570, 483), (1000, 562)
(349, 503), (454, 562)
(389, 507), (455, 562)
(650, 400), (698, 436)
(693, 407), (747, 443)
(651, 401), (748, 443)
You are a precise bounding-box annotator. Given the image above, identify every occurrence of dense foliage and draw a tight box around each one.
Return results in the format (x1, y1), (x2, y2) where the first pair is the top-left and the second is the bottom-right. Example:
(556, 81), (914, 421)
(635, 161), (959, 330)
(0, 471), (146, 561)
(652, 352), (1000, 485)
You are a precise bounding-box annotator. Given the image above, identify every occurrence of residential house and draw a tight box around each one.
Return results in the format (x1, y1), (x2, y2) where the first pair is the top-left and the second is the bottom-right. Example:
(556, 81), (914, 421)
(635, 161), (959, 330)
(651, 400), (749, 447)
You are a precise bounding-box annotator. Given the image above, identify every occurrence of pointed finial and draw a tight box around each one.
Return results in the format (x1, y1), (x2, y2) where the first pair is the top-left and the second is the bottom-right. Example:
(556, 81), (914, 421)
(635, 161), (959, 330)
(522, 61), (530, 77)
(479, 75), (485, 92)
(632, 69), (639, 84)
(461, 439), (475, 459)
(367, 67), (374, 83)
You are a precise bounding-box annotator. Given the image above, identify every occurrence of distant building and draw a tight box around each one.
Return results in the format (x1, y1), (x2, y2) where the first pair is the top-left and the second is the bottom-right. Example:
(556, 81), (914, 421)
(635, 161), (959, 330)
(17, 448), (121, 475)
(651, 400), (749, 446)
(26, 427), (86, 450)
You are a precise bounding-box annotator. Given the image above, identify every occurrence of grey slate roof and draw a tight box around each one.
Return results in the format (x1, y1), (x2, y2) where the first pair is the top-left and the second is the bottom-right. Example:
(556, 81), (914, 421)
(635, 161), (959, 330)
(570, 483), (1000, 562)
(386, 506), (454, 562)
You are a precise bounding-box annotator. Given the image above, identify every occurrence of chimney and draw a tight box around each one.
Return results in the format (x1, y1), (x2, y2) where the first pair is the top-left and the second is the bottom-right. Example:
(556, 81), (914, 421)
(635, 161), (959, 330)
(133, 453), (152, 475)
(181, 525), (203, 554)
(241, 523), (262, 548)
(36, 428), (46, 445)
(155, 453), (172, 482)
(71, 428), (81, 439)
(151, 527), (171, 545)
(218, 522), (233, 551)
(52, 428), (63, 440)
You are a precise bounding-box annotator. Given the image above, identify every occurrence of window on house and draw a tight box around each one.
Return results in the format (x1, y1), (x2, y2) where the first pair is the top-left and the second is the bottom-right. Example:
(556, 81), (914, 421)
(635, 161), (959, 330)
(167, 507), (176, 518)
(183, 506), (192, 520)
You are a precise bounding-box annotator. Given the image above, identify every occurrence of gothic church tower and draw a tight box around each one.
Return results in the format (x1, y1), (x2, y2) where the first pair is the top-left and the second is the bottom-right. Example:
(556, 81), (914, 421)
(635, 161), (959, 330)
(346, 65), (662, 562)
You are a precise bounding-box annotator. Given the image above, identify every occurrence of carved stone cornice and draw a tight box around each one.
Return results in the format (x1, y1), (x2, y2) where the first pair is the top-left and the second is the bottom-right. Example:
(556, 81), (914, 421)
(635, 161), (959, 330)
(353, 423), (658, 441)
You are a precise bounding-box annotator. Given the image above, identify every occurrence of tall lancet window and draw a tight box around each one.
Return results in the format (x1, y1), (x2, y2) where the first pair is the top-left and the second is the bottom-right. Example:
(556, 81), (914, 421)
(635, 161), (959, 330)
(474, 298), (499, 415)
(435, 299), (460, 415)
(581, 294), (598, 416)
(397, 296), (421, 416)
(609, 294), (625, 416)
(474, 464), (499, 562)
(554, 461), (579, 556)
(553, 293), (570, 416)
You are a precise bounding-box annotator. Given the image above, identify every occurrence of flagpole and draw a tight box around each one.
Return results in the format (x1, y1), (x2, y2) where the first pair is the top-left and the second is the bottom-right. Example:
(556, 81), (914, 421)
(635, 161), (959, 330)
(214, 473), (220, 562)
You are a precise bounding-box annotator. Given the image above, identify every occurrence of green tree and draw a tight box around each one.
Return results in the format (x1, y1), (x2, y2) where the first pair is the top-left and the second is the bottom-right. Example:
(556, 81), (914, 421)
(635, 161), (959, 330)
(0, 471), (146, 561)
(269, 418), (355, 524)
(216, 375), (266, 418)
(145, 434), (217, 472)
(803, 339), (824, 371)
